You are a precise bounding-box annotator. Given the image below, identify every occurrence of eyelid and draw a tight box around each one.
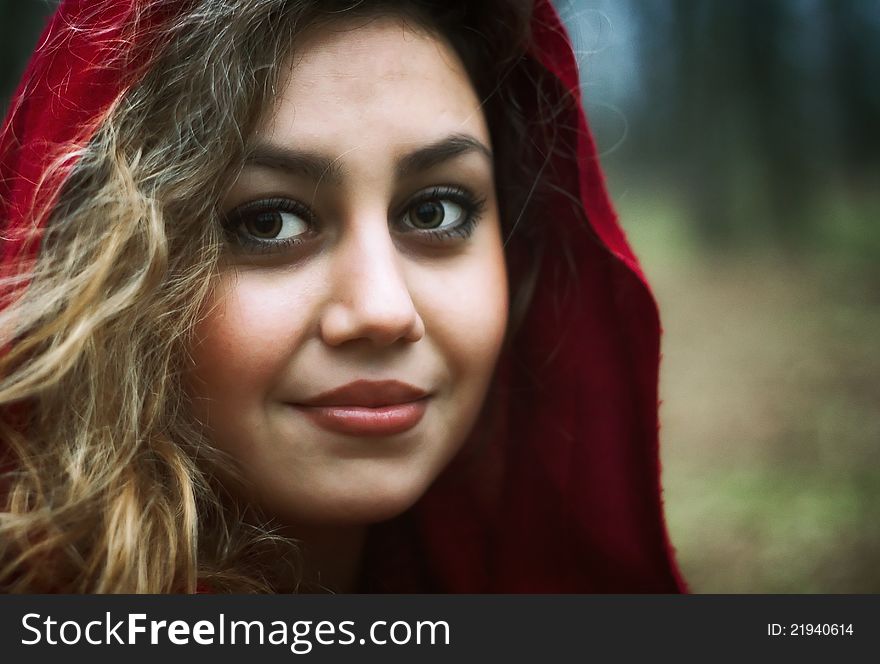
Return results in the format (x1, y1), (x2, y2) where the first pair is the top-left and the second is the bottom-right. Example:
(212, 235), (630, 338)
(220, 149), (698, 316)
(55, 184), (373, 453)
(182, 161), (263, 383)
(223, 197), (315, 225)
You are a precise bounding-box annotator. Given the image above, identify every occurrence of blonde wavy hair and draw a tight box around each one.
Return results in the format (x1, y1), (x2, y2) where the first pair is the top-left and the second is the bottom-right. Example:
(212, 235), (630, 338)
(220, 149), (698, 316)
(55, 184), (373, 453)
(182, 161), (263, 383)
(0, 0), (533, 592)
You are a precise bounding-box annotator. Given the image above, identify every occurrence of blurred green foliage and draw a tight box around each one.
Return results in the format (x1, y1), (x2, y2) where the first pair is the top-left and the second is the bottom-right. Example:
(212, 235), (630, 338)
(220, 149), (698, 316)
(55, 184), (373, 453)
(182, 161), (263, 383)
(0, 1), (57, 112)
(563, 0), (880, 253)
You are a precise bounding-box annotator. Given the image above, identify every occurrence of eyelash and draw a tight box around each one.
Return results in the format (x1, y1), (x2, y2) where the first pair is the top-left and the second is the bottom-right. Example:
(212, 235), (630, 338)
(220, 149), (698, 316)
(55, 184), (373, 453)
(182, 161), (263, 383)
(221, 186), (487, 254)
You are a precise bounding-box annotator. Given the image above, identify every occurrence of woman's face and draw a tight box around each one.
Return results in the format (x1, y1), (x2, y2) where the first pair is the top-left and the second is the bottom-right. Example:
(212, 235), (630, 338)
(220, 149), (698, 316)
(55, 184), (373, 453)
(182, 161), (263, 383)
(187, 17), (508, 526)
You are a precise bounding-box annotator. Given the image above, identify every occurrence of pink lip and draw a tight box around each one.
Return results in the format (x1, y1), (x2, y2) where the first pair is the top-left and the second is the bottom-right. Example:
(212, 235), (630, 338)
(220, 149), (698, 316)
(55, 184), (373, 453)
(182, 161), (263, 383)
(291, 380), (429, 436)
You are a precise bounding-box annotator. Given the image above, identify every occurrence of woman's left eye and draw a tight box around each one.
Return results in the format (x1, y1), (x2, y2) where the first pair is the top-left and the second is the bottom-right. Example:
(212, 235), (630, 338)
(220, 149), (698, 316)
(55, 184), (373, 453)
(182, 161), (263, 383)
(398, 187), (485, 240)
(403, 199), (466, 231)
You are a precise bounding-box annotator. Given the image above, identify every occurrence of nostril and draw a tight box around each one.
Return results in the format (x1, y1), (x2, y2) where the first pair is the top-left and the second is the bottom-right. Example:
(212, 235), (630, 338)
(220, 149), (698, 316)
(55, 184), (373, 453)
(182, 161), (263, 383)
(405, 312), (426, 342)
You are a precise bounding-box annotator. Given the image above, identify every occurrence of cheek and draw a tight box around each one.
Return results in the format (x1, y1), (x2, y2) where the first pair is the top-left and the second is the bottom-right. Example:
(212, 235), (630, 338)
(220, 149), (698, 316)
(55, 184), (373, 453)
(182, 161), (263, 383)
(413, 238), (509, 389)
(188, 272), (308, 416)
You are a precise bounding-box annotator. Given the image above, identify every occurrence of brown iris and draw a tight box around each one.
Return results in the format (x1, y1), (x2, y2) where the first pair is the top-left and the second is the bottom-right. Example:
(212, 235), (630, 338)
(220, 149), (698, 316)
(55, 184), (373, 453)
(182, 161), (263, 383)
(245, 212), (283, 239)
(410, 201), (445, 229)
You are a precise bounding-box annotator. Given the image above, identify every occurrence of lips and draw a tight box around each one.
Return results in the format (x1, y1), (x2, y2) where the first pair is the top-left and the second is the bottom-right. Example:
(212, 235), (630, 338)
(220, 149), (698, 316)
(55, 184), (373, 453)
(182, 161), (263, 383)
(291, 380), (429, 436)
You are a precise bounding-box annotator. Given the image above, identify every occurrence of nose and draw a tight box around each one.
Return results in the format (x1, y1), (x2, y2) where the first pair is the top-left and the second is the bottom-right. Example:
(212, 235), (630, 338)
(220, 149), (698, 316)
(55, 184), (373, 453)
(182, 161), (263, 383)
(319, 221), (425, 347)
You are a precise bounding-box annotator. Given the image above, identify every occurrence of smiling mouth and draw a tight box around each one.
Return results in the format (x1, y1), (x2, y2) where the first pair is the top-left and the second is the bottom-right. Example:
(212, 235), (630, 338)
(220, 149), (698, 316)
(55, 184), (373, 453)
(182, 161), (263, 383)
(290, 380), (430, 436)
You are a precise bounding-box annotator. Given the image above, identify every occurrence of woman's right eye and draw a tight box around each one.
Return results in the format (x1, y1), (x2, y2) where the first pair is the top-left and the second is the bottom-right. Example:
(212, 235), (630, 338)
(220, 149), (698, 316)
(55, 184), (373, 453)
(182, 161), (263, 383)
(222, 198), (315, 252)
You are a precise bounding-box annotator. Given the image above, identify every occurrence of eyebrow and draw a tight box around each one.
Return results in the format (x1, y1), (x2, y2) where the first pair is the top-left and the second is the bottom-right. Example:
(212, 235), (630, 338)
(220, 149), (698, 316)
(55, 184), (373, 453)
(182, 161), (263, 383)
(243, 133), (493, 185)
(244, 143), (345, 185)
(395, 134), (493, 179)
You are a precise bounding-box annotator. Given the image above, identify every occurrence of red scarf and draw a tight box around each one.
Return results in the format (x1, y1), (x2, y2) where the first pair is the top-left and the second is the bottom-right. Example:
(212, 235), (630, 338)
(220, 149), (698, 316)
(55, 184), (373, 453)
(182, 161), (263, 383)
(1, 0), (685, 593)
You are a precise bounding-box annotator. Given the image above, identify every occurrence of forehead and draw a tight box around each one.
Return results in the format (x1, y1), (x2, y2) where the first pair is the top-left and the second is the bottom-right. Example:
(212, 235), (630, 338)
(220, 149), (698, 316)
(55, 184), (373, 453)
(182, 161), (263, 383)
(259, 16), (490, 152)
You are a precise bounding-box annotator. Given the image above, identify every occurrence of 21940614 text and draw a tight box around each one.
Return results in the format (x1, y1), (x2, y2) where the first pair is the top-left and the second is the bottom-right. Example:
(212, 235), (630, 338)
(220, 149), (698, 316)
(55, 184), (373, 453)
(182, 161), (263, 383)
(768, 623), (854, 636)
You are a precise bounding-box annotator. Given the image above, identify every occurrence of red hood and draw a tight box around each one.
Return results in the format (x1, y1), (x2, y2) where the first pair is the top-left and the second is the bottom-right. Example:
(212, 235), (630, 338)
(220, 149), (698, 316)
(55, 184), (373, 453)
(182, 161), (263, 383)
(1, 0), (685, 592)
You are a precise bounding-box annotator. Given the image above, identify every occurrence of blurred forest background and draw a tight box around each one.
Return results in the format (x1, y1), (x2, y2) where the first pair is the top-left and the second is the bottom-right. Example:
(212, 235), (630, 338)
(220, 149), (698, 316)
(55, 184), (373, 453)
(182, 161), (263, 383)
(556, 0), (879, 592)
(2, 0), (878, 592)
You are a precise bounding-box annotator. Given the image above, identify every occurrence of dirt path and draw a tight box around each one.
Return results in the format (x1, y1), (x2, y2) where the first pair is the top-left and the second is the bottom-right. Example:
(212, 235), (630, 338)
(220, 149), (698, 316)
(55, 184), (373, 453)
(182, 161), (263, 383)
(624, 203), (880, 592)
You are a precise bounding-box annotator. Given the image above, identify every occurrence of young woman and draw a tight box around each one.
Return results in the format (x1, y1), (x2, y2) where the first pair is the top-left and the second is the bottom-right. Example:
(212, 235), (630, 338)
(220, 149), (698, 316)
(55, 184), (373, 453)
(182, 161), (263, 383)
(0, 0), (685, 593)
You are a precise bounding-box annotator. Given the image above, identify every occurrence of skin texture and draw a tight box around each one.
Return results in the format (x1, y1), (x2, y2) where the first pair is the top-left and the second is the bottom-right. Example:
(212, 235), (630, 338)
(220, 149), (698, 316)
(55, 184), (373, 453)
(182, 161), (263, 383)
(186, 17), (509, 586)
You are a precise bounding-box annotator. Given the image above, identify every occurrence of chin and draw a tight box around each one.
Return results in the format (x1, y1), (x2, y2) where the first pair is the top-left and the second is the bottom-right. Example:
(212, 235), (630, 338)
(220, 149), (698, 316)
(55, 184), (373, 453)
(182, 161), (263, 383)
(267, 472), (433, 527)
